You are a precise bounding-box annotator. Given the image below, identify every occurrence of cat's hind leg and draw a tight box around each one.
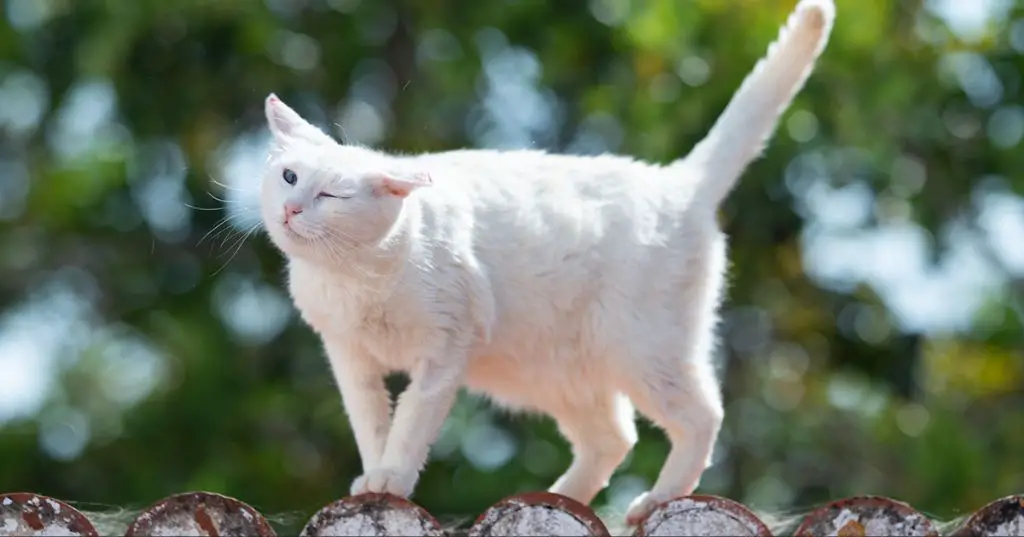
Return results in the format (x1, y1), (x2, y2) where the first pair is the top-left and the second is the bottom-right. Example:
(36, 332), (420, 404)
(546, 391), (638, 505)
(621, 359), (723, 526)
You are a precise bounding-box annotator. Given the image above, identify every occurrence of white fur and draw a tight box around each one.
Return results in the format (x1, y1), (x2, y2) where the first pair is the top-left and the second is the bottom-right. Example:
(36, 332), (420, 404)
(257, 0), (834, 526)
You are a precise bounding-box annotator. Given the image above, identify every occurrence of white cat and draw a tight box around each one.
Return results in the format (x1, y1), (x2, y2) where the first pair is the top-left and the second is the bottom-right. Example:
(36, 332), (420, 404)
(257, 0), (833, 526)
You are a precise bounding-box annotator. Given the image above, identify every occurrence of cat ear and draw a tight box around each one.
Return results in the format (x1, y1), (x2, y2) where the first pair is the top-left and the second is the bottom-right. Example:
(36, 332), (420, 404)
(265, 94), (305, 139)
(372, 171), (433, 198)
(265, 94), (334, 145)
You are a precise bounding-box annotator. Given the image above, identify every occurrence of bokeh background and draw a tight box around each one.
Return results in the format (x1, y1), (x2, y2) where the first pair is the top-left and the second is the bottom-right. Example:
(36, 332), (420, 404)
(0, 0), (1022, 532)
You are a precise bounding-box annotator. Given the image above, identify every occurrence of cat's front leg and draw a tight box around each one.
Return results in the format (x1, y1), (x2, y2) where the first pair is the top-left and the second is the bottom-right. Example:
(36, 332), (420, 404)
(350, 347), (466, 498)
(323, 338), (392, 472)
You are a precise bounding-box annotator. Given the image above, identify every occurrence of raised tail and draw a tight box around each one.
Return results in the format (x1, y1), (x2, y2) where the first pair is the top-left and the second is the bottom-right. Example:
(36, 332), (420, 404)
(680, 0), (835, 209)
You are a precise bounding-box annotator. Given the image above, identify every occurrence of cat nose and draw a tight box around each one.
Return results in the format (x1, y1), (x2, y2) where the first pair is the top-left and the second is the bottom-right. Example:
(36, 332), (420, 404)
(283, 203), (303, 223)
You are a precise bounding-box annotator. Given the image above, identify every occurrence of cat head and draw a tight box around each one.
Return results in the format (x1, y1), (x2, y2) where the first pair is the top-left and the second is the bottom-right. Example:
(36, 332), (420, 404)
(259, 94), (431, 263)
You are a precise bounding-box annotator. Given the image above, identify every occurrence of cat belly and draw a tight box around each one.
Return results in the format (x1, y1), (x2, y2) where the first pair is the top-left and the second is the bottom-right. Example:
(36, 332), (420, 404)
(462, 343), (615, 413)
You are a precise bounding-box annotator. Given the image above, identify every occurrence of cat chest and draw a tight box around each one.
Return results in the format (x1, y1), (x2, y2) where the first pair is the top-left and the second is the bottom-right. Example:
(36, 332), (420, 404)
(292, 285), (420, 368)
(295, 290), (400, 335)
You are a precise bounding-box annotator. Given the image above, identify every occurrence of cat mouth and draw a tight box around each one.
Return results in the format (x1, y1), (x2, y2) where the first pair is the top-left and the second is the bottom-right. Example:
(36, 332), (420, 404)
(280, 222), (309, 241)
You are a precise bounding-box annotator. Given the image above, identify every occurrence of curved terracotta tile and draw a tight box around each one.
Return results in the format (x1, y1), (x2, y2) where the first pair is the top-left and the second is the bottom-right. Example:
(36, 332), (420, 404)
(124, 491), (275, 536)
(469, 491), (609, 536)
(951, 494), (1024, 536)
(300, 493), (442, 536)
(793, 495), (938, 537)
(632, 494), (771, 537)
(0, 492), (98, 537)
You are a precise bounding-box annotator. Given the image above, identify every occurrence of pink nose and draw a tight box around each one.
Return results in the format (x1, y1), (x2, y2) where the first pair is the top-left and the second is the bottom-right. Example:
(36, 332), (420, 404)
(283, 203), (302, 223)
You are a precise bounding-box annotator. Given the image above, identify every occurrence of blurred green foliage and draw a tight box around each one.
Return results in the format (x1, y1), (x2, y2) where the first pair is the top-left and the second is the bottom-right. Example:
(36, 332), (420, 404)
(0, 0), (1022, 532)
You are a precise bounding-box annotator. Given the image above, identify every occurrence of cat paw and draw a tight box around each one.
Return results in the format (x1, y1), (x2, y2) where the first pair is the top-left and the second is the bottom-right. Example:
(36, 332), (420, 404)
(350, 467), (417, 498)
(624, 491), (667, 527)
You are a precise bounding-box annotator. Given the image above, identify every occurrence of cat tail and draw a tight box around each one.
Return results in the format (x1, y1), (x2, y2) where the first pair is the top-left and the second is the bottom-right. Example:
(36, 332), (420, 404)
(679, 0), (835, 211)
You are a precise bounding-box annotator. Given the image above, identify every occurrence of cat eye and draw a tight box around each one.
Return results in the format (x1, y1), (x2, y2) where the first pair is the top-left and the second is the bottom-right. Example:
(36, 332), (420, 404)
(318, 192), (352, 200)
(282, 168), (298, 185)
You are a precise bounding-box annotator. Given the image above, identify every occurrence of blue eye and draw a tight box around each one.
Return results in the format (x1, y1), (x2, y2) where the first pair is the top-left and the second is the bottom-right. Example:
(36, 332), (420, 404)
(282, 168), (298, 185)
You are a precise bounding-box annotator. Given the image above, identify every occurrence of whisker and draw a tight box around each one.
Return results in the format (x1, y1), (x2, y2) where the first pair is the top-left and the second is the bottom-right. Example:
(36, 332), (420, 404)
(209, 176), (254, 194)
(207, 191), (234, 204)
(198, 216), (240, 247)
(216, 218), (261, 250)
(211, 221), (263, 276)
(332, 122), (349, 145)
(185, 203), (223, 212)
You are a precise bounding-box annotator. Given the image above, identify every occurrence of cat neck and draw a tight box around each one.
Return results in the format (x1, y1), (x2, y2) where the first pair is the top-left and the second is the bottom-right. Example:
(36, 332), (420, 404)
(291, 197), (421, 284)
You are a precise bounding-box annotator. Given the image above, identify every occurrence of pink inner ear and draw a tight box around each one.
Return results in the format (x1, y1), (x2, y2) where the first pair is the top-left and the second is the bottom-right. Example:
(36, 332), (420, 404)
(378, 177), (414, 198)
(373, 173), (432, 198)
